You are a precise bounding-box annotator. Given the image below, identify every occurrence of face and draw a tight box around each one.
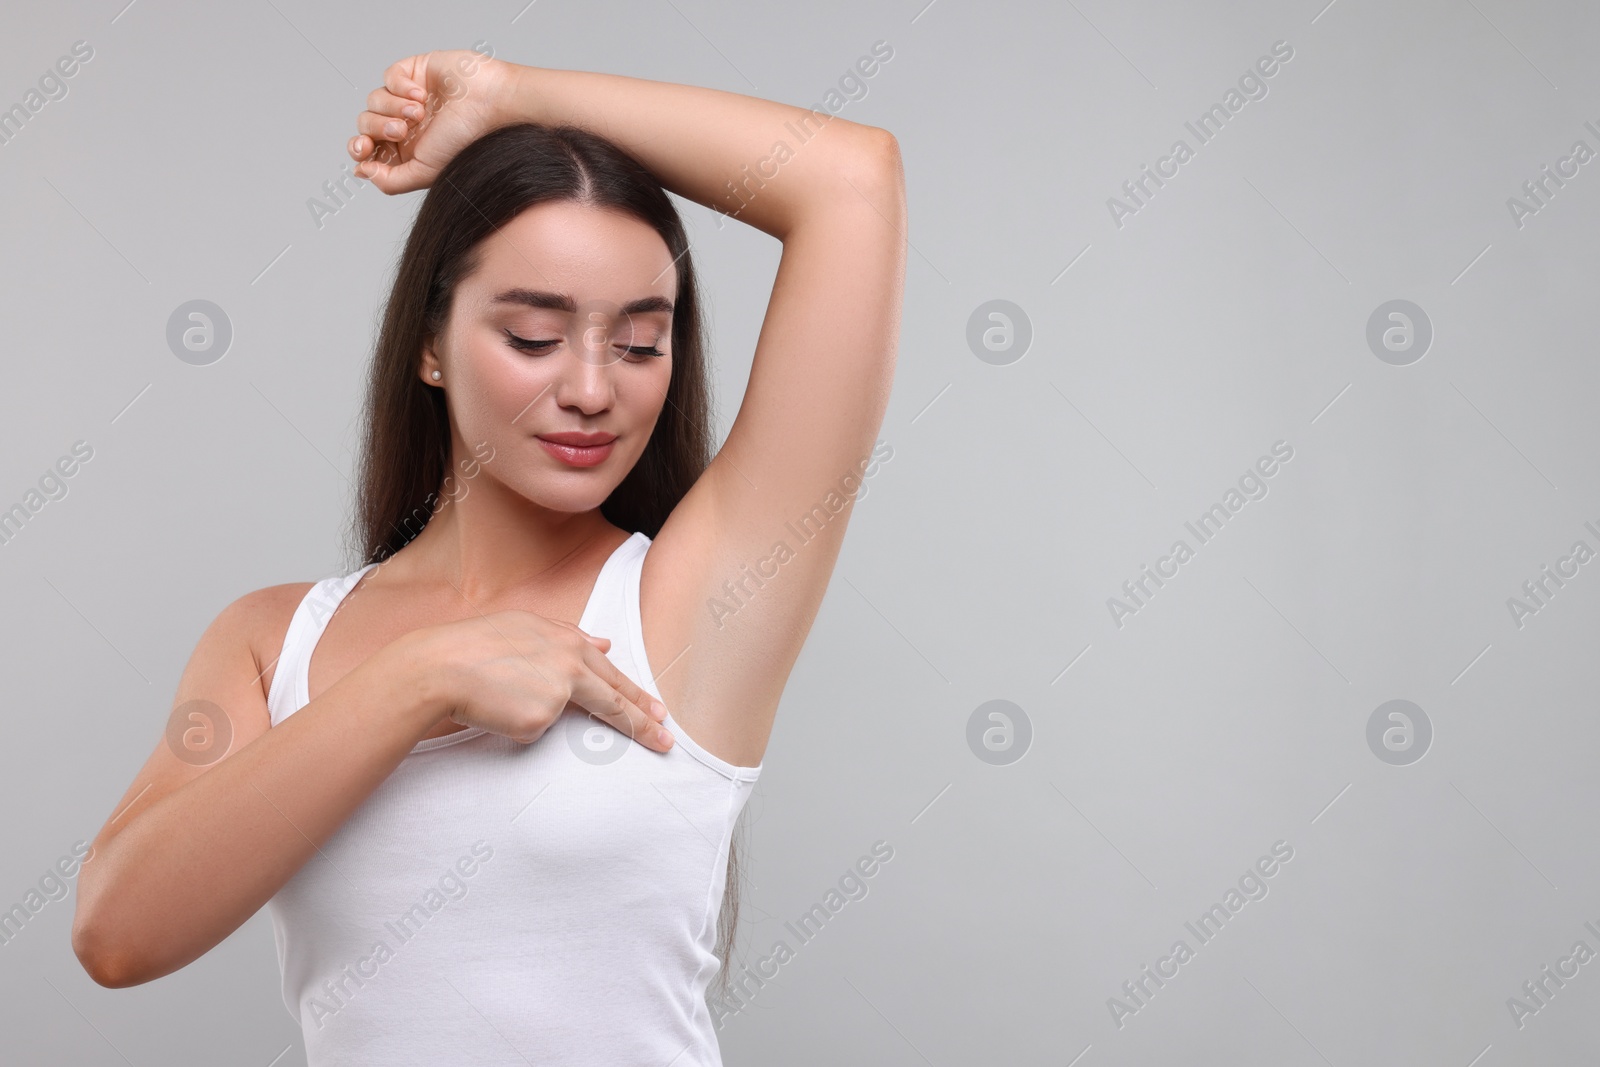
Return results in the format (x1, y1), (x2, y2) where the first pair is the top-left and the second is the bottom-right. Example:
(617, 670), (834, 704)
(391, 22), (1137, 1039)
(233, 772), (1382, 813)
(420, 201), (676, 513)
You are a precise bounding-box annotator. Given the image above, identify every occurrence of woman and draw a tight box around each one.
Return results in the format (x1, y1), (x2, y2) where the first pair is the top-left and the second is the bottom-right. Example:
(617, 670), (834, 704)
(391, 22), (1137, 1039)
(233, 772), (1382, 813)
(70, 49), (904, 1065)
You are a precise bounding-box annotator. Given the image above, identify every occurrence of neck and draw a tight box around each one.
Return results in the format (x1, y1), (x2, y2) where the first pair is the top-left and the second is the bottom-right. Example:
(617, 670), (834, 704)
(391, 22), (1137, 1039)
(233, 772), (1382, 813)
(389, 472), (620, 602)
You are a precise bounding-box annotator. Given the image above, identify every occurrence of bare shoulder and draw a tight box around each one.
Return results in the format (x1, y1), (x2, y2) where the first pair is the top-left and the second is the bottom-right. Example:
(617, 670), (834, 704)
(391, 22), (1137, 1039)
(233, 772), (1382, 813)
(177, 578), (317, 753)
(223, 581), (318, 703)
(80, 579), (319, 863)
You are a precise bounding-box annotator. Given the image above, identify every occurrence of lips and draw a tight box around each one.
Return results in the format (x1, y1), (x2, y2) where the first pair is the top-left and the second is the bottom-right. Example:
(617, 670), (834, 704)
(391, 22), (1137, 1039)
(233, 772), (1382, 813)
(538, 432), (617, 446)
(536, 432), (616, 468)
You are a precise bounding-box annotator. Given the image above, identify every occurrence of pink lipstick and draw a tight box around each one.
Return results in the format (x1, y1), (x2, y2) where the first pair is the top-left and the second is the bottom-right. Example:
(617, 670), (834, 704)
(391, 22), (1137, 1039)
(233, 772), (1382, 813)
(536, 432), (616, 467)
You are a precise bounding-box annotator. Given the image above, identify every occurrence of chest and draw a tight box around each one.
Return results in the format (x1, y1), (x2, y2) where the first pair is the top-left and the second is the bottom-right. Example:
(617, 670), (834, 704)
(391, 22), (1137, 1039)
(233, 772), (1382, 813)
(306, 586), (594, 707)
(274, 726), (742, 927)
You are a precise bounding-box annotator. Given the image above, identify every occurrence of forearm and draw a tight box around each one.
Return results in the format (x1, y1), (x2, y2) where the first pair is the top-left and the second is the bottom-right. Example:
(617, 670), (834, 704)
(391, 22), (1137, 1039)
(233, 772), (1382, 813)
(73, 635), (446, 987)
(494, 61), (892, 239)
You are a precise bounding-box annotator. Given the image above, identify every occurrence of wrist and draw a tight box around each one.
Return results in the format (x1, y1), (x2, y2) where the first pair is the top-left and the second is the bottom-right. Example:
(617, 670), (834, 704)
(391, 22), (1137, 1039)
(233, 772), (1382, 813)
(376, 628), (456, 738)
(489, 58), (544, 128)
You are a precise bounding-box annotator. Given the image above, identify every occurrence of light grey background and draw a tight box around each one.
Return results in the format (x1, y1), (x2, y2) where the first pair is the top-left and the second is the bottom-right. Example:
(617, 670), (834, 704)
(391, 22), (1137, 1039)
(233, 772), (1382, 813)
(3, 0), (1597, 1063)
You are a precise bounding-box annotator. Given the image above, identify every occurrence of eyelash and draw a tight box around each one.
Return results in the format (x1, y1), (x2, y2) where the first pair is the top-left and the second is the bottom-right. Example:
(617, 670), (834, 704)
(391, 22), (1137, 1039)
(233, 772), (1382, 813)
(503, 329), (665, 361)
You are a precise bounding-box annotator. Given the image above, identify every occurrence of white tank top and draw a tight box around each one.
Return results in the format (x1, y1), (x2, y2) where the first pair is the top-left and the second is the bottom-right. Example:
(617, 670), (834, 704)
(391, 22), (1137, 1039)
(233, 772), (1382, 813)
(262, 531), (761, 1066)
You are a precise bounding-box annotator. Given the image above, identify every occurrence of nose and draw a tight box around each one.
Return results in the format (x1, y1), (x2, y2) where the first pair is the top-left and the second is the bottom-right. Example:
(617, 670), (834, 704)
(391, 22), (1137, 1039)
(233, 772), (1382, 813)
(556, 325), (617, 415)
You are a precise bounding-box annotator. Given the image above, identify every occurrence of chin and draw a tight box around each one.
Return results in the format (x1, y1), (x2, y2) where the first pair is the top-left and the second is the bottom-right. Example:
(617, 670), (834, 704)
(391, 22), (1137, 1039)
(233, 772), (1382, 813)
(518, 479), (621, 514)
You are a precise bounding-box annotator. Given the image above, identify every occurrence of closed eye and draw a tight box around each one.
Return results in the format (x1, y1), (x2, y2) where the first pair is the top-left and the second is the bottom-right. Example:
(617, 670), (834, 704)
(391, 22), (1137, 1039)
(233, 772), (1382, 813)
(503, 330), (558, 353)
(503, 329), (665, 361)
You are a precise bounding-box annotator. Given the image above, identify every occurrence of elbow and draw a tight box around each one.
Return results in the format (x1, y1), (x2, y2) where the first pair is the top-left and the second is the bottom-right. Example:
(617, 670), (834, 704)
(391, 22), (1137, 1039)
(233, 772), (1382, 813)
(72, 918), (123, 988)
(75, 935), (147, 990)
(829, 126), (903, 223)
(852, 127), (903, 195)
(866, 126), (901, 166)
(72, 903), (148, 989)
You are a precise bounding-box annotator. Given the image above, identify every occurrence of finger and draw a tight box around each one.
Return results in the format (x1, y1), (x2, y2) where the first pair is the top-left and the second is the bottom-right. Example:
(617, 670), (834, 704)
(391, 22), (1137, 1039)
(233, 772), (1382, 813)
(347, 131), (400, 163)
(550, 621), (610, 651)
(352, 153), (420, 195)
(383, 57), (430, 104)
(367, 86), (424, 121)
(356, 110), (415, 143)
(581, 642), (666, 723)
(571, 672), (673, 752)
(351, 128), (408, 173)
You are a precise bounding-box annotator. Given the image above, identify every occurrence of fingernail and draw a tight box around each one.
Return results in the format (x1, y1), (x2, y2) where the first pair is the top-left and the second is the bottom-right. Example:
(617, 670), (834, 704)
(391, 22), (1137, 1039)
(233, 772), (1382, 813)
(404, 104), (421, 119)
(657, 727), (673, 747)
(652, 700), (668, 721)
(385, 120), (404, 137)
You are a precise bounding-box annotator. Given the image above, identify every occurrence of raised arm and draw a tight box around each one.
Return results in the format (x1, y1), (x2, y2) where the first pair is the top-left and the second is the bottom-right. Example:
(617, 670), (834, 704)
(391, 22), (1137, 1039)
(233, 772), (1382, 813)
(353, 56), (906, 765)
(495, 64), (902, 240)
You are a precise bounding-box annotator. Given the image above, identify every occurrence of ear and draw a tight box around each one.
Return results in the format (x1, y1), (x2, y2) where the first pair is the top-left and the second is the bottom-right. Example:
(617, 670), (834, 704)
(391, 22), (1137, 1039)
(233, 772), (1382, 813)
(419, 340), (443, 387)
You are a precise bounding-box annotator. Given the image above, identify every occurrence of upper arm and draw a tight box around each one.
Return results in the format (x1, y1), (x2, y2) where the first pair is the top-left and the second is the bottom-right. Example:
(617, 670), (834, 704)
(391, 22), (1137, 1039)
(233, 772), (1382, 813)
(711, 126), (905, 520)
(81, 583), (311, 862)
(643, 128), (905, 757)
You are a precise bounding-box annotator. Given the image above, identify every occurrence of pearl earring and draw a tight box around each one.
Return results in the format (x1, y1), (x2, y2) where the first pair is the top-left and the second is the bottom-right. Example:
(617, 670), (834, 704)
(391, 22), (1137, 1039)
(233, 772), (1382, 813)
(431, 370), (442, 381)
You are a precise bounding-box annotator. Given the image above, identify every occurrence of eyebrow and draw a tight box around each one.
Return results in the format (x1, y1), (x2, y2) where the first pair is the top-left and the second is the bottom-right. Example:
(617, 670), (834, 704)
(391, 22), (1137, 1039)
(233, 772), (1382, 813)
(490, 288), (674, 316)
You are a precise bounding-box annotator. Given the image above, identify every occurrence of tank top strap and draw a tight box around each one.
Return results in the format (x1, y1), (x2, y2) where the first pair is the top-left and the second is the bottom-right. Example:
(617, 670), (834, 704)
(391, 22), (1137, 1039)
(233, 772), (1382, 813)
(266, 563), (378, 727)
(612, 531), (762, 782)
(268, 536), (649, 731)
(578, 531), (647, 650)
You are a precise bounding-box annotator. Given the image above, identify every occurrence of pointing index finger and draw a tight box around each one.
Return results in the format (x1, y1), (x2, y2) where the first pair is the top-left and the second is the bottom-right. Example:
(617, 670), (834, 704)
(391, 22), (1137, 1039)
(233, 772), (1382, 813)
(587, 642), (667, 723)
(580, 641), (672, 747)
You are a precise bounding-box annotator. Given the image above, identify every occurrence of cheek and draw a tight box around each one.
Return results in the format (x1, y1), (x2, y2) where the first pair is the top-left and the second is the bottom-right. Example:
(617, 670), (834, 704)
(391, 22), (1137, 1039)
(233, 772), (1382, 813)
(455, 346), (546, 427)
(629, 365), (671, 427)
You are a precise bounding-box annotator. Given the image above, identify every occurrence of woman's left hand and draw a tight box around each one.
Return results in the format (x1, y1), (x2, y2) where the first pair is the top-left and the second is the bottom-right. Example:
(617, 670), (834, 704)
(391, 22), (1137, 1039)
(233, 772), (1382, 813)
(347, 50), (516, 194)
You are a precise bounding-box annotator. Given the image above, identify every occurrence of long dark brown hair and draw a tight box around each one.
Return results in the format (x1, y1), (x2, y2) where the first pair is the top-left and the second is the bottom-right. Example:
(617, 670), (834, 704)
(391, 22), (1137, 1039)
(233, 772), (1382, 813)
(346, 121), (747, 1000)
